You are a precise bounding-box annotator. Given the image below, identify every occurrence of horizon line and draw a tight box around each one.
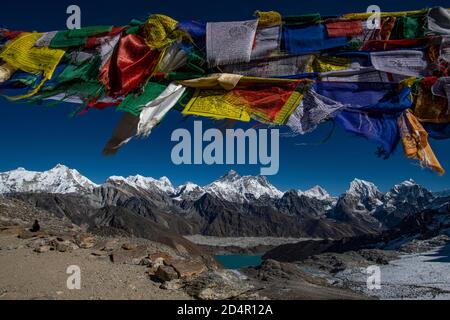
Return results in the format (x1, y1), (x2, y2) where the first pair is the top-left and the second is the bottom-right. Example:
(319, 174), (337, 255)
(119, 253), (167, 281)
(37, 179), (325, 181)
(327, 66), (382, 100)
(1, 163), (444, 196)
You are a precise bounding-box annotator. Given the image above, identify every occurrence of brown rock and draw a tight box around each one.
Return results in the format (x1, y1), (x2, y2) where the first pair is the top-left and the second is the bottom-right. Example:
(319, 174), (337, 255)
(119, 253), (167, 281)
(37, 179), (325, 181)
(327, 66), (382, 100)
(35, 245), (51, 253)
(110, 245), (147, 264)
(149, 251), (173, 269)
(0, 226), (25, 236)
(149, 251), (173, 262)
(55, 241), (72, 253)
(185, 270), (253, 300)
(79, 242), (94, 249)
(121, 243), (138, 251)
(155, 265), (179, 282)
(169, 260), (207, 279)
(102, 240), (119, 252)
(56, 236), (69, 241)
(18, 230), (47, 240)
(91, 250), (109, 257)
(160, 279), (183, 290)
(139, 257), (153, 266)
(27, 238), (49, 250)
(48, 238), (78, 252)
(76, 234), (95, 249)
(146, 266), (159, 275)
(78, 234), (95, 242)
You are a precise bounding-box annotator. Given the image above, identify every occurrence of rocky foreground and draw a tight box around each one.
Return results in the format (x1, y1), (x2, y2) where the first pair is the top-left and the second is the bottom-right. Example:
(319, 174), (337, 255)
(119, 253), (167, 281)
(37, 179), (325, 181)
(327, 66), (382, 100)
(2, 194), (449, 300)
(0, 197), (368, 300)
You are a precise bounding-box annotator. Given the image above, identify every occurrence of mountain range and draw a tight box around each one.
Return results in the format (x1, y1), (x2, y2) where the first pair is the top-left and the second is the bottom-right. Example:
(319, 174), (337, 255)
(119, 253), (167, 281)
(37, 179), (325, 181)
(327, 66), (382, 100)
(0, 164), (448, 239)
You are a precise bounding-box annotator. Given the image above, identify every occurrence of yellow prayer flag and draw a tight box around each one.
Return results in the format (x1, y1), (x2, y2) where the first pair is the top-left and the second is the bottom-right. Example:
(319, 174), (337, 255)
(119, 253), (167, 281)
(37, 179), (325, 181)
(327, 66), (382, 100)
(143, 14), (188, 49)
(0, 32), (65, 99)
(0, 32), (65, 80)
(255, 11), (282, 27)
(182, 89), (251, 121)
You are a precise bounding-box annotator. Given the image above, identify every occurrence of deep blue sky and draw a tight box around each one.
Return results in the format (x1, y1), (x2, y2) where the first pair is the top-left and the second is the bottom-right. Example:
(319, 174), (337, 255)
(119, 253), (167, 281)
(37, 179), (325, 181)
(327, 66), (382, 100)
(0, 0), (449, 195)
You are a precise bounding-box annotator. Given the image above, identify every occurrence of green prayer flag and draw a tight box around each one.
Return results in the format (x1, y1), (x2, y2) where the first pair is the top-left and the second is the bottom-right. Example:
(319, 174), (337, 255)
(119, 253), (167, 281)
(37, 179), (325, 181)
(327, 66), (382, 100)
(57, 55), (101, 84)
(117, 82), (167, 116)
(50, 26), (113, 48)
(282, 13), (321, 26)
(391, 16), (425, 39)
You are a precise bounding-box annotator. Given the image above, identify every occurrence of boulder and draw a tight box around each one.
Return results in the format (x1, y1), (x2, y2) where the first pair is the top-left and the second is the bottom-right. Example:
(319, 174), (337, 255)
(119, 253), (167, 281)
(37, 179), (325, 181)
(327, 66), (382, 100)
(35, 245), (51, 253)
(76, 234), (95, 249)
(169, 260), (207, 279)
(184, 270), (253, 300)
(149, 251), (173, 263)
(160, 279), (184, 291)
(121, 243), (138, 251)
(148, 252), (172, 267)
(110, 245), (147, 264)
(146, 266), (159, 275)
(49, 239), (76, 253)
(139, 257), (153, 267)
(358, 249), (397, 265)
(102, 240), (119, 252)
(154, 265), (179, 282)
(27, 238), (49, 250)
(55, 241), (72, 252)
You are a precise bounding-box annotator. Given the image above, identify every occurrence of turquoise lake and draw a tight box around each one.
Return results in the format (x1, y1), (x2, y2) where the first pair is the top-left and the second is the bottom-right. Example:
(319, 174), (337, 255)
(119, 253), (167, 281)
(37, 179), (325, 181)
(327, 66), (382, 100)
(215, 255), (263, 269)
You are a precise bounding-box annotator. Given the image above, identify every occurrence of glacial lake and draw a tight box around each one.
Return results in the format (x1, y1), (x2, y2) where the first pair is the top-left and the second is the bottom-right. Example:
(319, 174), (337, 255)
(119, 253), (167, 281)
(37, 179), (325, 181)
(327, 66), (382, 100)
(215, 255), (263, 270)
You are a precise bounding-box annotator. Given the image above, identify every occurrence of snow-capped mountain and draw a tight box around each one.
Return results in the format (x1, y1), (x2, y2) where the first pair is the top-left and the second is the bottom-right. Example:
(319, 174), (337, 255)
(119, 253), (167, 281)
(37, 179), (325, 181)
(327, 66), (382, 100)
(299, 186), (334, 201)
(203, 170), (284, 203)
(0, 165), (446, 217)
(1, 165), (449, 238)
(372, 179), (437, 228)
(173, 182), (206, 201)
(0, 164), (98, 194)
(107, 175), (175, 194)
(346, 178), (384, 211)
(433, 189), (450, 198)
(382, 179), (434, 210)
(347, 179), (383, 201)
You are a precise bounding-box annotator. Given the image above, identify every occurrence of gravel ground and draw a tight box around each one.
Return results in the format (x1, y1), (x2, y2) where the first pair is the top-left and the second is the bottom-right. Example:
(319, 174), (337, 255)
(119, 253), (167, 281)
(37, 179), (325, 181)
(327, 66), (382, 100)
(335, 244), (450, 300)
(0, 235), (191, 300)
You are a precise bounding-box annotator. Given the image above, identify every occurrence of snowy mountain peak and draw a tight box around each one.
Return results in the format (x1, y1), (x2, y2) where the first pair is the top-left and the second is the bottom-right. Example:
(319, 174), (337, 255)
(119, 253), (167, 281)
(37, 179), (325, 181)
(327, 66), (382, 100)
(346, 179), (384, 210)
(53, 163), (68, 169)
(1, 166), (442, 213)
(381, 179), (435, 214)
(205, 171), (283, 203)
(348, 179), (382, 199)
(173, 182), (206, 201)
(219, 170), (241, 182)
(159, 176), (172, 185)
(399, 179), (417, 187)
(176, 182), (202, 193)
(299, 185), (333, 201)
(387, 179), (431, 199)
(389, 179), (422, 194)
(0, 165), (98, 194)
(107, 175), (175, 194)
